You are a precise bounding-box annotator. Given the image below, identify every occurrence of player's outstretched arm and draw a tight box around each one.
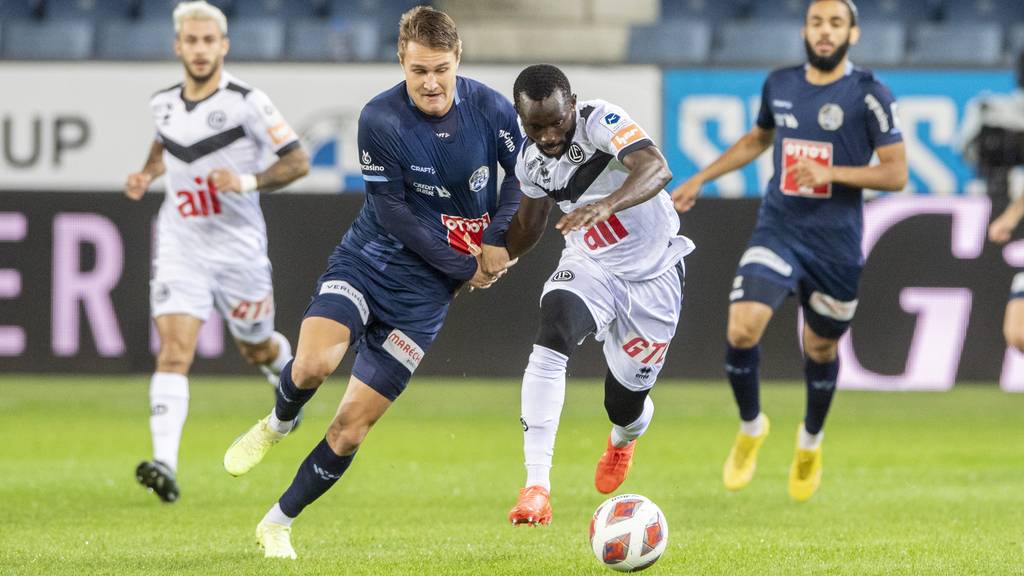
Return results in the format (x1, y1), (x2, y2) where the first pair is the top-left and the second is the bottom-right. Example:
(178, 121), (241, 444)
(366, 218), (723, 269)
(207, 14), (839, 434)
(209, 146), (310, 194)
(556, 146), (672, 235)
(506, 196), (553, 259)
(672, 125), (773, 212)
(795, 141), (908, 193)
(124, 140), (165, 200)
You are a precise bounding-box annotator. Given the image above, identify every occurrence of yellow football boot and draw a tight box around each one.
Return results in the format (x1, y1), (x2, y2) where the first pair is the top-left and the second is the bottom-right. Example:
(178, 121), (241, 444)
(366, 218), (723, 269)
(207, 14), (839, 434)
(723, 415), (770, 491)
(789, 426), (823, 502)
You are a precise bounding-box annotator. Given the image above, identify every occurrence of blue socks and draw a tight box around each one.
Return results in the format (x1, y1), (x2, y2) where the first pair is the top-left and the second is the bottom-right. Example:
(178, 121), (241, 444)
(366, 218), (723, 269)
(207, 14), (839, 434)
(804, 357), (839, 435)
(274, 360), (316, 422)
(278, 439), (356, 518)
(725, 345), (761, 422)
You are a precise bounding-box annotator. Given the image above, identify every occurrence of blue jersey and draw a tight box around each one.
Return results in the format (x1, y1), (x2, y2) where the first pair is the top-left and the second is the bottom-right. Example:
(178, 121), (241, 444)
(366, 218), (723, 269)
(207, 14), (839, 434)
(336, 76), (522, 303)
(756, 64), (903, 265)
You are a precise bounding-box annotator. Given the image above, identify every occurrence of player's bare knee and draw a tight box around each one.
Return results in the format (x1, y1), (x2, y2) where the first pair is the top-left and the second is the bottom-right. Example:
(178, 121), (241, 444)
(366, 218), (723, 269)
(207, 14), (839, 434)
(1005, 329), (1024, 353)
(727, 321), (762, 349)
(290, 356), (331, 389)
(804, 339), (838, 363)
(238, 340), (275, 366)
(325, 421), (367, 455)
(156, 343), (194, 373)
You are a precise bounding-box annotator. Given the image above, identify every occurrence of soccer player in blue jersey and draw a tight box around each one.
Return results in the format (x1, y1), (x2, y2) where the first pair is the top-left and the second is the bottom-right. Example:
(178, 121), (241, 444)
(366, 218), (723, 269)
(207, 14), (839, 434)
(221, 6), (522, 558)
(672, 0), (908, 502)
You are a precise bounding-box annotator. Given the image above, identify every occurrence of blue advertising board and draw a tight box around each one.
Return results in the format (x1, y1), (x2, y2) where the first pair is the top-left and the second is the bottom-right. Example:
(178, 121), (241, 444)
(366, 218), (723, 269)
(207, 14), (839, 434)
(663, 69), (1017, 196)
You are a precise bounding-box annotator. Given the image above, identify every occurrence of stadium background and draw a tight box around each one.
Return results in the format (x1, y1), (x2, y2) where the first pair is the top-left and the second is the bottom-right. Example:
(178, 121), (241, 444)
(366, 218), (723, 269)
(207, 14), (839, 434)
(2, 2), (1024, 575)
(2, 0), (1024, 390)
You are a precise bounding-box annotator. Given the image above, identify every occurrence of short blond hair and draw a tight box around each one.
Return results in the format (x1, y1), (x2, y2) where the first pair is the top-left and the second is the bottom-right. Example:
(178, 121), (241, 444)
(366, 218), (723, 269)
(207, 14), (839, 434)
(173, 1), (227, 36)
(397, 6), (461, 61)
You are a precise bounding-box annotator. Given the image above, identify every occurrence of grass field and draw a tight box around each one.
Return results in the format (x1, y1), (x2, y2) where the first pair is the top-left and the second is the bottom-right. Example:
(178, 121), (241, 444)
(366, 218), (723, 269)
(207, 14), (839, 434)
(1, 375), (1022, 575)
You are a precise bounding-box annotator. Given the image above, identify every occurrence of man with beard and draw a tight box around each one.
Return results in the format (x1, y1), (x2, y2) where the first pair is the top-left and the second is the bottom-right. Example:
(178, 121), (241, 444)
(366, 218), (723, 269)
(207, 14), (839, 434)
(504, 64), (694, 526)
(671, 0), (907, 502)
(124, 0), (309, 504)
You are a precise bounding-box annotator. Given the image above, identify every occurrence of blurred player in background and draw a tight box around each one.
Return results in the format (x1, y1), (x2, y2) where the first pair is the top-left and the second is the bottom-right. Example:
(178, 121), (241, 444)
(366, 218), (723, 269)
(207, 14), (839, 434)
(503, 64), (694, 526)
(221, 6), (521, 558)
(124, 0), (309, 503)
(987, 194), (1024, 353)
(671, 0), (907, 501)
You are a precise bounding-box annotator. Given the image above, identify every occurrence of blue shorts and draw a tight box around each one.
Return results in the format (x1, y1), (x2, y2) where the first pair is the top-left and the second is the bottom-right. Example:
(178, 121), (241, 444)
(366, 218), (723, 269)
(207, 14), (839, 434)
(304, 253), (449, 401)
(730, 226), (862, 339)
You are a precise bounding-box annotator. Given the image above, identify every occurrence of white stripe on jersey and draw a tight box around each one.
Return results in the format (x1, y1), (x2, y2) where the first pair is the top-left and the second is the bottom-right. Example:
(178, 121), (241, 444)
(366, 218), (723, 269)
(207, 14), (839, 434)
(149, 71), (299, 267)
(515, 99), (693, 281)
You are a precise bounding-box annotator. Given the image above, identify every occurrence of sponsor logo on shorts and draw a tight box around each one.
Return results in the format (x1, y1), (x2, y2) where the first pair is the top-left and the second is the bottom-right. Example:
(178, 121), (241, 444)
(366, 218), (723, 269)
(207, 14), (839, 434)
(319, 280), (369, 324)
(153, 282), (170, 303)
(383, 329), (424, 372)
(622, 334), (669, 365)
(551, 270), (575, 282)
(520, 416), (529, 431)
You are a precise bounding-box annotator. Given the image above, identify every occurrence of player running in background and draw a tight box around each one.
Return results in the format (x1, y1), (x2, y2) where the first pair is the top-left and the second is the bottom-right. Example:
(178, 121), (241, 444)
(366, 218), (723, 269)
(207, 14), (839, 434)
(221, 6), (521, 558)
(124, 0), (309, 504)
(671, 0), (907, 502)
(987, 196), (1024, 352)
(502, 64), (694, 526)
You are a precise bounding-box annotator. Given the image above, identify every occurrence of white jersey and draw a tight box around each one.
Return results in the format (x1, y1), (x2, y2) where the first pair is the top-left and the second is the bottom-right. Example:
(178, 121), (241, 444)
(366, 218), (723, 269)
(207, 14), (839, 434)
(515, 99), (694, 281)
(149, 71), (299, 267)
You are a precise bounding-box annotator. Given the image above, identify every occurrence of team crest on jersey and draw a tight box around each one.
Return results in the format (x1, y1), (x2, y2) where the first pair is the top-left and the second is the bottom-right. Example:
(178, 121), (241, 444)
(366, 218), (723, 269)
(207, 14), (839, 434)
(468, 165), (489, 192)
(207, 110), (227, 130)
(817, 103), (844, 131)
(567, 142), (585, 164)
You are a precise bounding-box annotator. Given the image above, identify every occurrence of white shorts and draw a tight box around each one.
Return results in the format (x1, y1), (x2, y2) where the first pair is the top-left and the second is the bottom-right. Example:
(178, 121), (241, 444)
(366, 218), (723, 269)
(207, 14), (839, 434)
(541, 249), (684, 391)
(150, 257), (276, 344)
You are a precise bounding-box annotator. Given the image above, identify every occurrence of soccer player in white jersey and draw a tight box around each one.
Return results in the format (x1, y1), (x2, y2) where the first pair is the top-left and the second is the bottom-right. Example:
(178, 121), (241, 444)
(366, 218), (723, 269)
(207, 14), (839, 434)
(500, 64), (694, 525)
(988, 195), (1024, 352)
(123, 0), (309, 503)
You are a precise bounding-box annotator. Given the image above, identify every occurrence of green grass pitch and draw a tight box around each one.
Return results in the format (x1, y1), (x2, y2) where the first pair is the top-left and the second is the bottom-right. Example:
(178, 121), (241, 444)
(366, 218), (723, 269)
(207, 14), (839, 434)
(1, 375), (1022, 575)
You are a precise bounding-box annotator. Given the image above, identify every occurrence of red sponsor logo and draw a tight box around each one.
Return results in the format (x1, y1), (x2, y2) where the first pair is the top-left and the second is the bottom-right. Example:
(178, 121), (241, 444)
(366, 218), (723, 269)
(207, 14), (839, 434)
(582, 214), (629, 250)
(622, 336), (669, 365)
(386, 330), (423, 366)
(781, 138), (833, 198)
(442, 213), (491, 254)
(230, 294), (273, 321)
(176, 176), (222, 218)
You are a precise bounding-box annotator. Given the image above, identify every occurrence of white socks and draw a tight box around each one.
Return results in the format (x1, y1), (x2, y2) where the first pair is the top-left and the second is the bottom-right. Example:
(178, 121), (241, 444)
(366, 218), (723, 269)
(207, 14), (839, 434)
(521, 345), (568, 491)
(740, 412), (768, 437)
(267, 409), (294, 435)
(268, 331), (292, 375)
(149, 372), (189, 472)
(262, 502), (294, 527)
(611, 396), (654, 448)
(798, 424), (824, 450)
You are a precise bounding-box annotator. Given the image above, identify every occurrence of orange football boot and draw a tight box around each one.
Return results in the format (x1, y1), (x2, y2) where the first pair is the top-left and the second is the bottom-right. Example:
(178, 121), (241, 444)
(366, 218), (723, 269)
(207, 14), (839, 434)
(508, 485), (552, 526)
(595, 436), (636, 494)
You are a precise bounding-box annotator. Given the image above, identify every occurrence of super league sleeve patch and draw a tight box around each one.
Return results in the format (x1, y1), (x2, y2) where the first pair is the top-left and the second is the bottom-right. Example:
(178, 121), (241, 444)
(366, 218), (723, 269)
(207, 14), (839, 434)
(382, 329), (425, 372)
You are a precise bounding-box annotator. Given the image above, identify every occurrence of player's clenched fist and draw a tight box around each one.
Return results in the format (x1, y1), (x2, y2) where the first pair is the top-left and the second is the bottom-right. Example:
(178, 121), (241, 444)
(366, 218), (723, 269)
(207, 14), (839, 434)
(208, 168), (242, 193)
(792, 157), (832, 189)
(124, 172), (152, 200)
(671, 177), (702, 213)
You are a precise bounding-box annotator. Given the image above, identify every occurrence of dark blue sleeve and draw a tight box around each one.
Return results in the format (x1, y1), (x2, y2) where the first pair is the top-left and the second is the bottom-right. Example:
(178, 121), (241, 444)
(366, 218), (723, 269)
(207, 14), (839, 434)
(358, 106), (477, 281)
(482, 92), (524, 247)
(755, 76), (775, 131)
(863, 79), (903, 149)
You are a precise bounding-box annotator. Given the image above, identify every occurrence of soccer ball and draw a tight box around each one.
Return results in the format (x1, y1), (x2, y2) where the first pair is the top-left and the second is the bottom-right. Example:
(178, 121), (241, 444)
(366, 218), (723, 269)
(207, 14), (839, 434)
(588, 493), (669, 572)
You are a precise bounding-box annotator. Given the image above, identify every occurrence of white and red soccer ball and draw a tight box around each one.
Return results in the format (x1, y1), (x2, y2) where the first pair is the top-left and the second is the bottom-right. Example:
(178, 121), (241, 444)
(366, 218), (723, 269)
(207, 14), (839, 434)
(589, 494), (668, 572)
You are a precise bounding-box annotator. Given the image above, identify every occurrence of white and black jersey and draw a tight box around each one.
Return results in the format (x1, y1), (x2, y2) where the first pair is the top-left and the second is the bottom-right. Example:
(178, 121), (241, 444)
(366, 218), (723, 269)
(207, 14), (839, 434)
(515, 99), (693, 281)
(149, 71), (299, 267)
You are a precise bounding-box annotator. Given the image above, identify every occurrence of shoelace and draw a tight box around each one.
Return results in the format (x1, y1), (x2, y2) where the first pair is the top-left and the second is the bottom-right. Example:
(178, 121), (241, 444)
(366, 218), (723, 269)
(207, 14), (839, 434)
(606, 447), (631, 474)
